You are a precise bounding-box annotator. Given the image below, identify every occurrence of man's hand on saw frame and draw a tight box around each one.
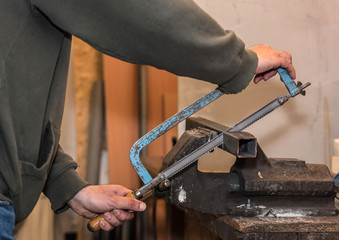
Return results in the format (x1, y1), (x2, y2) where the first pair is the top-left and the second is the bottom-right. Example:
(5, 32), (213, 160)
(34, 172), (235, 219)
(250, 44), (296, 84)
(67, 185), (146, 231)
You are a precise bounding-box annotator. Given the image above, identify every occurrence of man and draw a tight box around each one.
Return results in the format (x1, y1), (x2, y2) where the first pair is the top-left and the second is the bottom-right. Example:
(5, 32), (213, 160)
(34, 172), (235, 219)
(0, 0), (295, 236)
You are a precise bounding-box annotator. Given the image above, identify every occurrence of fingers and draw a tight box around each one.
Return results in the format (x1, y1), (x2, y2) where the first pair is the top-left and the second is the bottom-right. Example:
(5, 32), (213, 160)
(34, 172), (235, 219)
(263, 70), (278, 80)
(109, 185), (132, 196)
(253, 75), (263, 84)
(278, 57), (296, 79)
(99, 210), (135, 231)
(253, 70), (278, 84)
(95, 197), (145, 232)
(250, 44), (296, 83)
(111, 195), (147, 212)
(278, 50), (292, 61)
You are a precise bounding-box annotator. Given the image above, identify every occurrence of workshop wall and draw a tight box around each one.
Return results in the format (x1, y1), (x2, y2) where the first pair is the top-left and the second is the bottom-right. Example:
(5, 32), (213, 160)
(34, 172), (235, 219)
(179, 0), (339, 169)
(103, 56), (140, 190)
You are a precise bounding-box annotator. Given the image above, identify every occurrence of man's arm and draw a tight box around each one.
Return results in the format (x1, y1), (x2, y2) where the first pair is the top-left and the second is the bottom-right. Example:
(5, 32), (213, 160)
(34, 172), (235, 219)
(31, 0), (258, 93)
(43, 147), (146, 231)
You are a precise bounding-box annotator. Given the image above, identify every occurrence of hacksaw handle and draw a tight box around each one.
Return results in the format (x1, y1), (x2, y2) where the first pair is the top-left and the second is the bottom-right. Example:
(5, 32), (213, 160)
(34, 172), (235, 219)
(87, 191), (136, 232)
(277, 68), (299, 96)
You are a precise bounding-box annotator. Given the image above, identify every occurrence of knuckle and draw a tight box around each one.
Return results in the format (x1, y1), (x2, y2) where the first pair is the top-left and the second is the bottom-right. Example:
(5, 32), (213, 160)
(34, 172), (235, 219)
(107, 216), (121, 227)
(121, 211), (134, 221)
(127, 199), (137, 209)
(100, 220), (114, 232)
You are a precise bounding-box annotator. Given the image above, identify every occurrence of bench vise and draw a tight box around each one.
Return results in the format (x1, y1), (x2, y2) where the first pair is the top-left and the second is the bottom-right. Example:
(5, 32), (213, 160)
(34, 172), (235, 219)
(157, 116), (339, 239)
(160, 117), (336, 218)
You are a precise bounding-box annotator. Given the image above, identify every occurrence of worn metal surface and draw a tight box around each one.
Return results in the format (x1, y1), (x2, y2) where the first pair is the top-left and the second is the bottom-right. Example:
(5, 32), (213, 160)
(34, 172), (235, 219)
(186, 117), (335, 196)
(160, 116), (339, 239)
(222, 131), (257, 158)
(235, 157), (334, 196)
(161, 124), (252, 214)
(187, 210), (339, 240)
(186, 117), (259, 158)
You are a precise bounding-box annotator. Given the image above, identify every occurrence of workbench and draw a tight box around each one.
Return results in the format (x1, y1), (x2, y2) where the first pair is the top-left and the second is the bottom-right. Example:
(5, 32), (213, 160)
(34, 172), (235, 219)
(184, 209), (339, 239)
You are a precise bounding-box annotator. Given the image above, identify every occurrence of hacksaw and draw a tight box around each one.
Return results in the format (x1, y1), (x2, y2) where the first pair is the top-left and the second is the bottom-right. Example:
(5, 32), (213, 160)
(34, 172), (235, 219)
(88, 68), (310, 232)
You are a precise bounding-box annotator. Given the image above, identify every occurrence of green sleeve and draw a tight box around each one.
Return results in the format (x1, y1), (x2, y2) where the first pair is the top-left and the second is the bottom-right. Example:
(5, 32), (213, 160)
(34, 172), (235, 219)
(43, 146), (89, 213)
(31, 0), (257, 93)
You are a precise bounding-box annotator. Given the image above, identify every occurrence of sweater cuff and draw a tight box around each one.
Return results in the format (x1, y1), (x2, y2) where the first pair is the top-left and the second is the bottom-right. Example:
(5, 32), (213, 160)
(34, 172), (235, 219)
(44, 168), (89, 214)
(218, 49), (258, 94)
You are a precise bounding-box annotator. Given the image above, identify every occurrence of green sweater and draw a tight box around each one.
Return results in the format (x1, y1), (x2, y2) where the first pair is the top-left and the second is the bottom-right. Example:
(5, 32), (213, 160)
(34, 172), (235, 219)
(0, 0), (257, 222)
